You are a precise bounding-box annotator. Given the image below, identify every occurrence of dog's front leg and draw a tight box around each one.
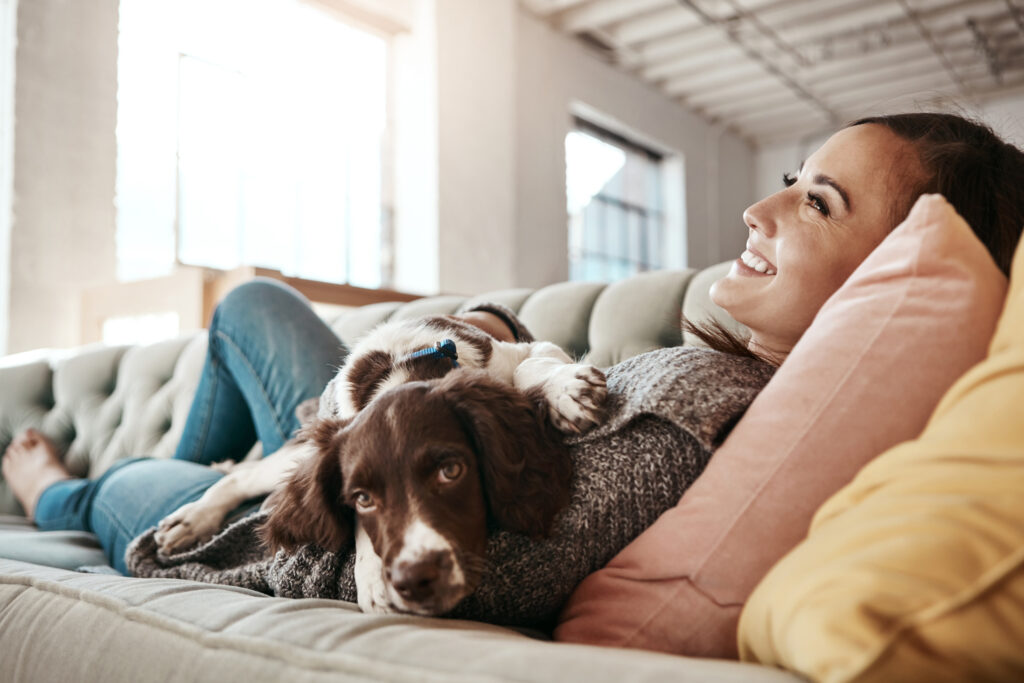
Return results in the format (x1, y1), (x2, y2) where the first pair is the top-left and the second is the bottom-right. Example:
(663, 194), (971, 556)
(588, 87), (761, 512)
(155, 441), (311, 554)
(354, 523), (392, 613)
(508, 342), (608, 434)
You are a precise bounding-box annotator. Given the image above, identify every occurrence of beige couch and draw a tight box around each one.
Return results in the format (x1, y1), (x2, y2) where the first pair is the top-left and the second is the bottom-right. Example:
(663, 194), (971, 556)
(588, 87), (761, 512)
(0, 265), (802, 683)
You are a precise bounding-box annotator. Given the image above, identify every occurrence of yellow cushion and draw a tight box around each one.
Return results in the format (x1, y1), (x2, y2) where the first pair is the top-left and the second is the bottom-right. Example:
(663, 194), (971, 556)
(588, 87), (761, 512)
(738, 224), (1024, 682)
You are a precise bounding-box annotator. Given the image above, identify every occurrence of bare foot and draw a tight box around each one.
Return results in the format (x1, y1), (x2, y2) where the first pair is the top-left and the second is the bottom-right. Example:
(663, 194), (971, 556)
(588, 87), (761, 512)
(2, 428), (73, 519)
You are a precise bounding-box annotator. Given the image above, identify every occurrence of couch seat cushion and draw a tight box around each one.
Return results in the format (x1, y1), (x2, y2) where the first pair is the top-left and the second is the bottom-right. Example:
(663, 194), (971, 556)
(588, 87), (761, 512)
(0, 559), (801, 683)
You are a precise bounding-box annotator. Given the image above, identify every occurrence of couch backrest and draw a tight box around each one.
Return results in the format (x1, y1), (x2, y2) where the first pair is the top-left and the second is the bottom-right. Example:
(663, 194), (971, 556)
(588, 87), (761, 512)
(0, 265), (739, 515)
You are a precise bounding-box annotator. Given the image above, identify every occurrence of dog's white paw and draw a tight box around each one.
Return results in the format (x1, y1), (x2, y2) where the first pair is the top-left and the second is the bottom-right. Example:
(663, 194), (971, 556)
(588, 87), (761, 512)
(544, 363), (607, 434)
(355, 526), (393, 614)
(357, 573), (393, 614)
(154, 500), (223, 554)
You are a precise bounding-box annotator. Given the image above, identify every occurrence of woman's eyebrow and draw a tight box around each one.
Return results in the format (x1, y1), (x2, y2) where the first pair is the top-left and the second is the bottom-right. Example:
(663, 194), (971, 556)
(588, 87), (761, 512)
(812, 174), (851, 211)
(795, 161), (852, 212)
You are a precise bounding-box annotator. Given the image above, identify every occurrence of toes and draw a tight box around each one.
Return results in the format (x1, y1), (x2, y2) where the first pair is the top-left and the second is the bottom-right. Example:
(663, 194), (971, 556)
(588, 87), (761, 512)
(4, 440), (25, 461)
(549, 366), (608, 434)
(576, 366), (607, 387)
(553, 394), (599, 434)
(20, 429), (40, 449)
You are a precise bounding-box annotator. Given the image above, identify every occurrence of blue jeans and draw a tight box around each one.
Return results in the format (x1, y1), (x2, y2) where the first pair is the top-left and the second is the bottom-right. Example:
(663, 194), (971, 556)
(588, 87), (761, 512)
(34, 279), (346, 574)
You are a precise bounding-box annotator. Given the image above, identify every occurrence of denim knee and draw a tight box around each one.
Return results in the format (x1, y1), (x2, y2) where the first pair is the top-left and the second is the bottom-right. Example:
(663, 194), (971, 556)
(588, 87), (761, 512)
(212, 278), (312, 335)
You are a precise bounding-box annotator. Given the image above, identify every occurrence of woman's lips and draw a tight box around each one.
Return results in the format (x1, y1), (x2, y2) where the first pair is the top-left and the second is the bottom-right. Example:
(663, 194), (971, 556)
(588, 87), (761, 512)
(738, 248), (776, 275)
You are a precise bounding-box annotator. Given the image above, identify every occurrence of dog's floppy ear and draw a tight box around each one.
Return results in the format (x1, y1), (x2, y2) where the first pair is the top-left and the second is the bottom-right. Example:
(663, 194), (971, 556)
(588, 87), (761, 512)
(439, 370), (572, 538)
(260, 417), (354, 554)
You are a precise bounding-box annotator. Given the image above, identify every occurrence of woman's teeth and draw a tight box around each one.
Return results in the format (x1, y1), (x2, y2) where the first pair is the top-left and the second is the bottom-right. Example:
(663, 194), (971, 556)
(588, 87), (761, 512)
(740, 250), (776, 275)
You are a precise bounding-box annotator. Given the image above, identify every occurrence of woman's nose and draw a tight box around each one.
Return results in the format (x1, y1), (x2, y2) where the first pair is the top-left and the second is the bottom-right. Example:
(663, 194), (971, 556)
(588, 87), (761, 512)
(743, 197), (777, 238)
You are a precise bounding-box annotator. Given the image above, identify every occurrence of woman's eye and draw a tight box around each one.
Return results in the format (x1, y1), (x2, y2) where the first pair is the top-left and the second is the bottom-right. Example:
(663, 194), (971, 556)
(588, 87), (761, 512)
(782, 171), (797, 188)
(353, 491), (375, 510)
(438, 461), (464, 483)
(807, 192), (830, 217)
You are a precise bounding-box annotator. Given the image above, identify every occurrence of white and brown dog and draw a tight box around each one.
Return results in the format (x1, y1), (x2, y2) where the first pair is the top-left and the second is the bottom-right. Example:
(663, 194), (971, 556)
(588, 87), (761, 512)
(154, 309), (606, 614)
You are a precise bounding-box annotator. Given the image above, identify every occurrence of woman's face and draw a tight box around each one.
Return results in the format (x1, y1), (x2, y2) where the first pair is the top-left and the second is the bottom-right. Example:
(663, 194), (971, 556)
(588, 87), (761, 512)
(710, 124), (920, 360)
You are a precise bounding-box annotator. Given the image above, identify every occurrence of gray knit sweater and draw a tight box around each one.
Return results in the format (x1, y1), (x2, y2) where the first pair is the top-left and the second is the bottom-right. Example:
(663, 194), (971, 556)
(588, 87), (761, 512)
(127, 346), (774, 629)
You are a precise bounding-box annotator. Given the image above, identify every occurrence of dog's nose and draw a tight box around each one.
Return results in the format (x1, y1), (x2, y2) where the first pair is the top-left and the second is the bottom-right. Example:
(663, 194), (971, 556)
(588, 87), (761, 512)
(389, 552), (449, 602)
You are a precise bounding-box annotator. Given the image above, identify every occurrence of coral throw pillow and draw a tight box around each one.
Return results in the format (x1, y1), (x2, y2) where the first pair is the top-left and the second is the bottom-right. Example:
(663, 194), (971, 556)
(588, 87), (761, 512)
(554, 195), (1008, 658)
(738, 218), (1024, 682)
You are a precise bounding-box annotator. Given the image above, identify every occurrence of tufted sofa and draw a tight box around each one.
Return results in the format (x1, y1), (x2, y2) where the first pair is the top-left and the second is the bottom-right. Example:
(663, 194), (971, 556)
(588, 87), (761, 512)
(0, 266), (800, 683)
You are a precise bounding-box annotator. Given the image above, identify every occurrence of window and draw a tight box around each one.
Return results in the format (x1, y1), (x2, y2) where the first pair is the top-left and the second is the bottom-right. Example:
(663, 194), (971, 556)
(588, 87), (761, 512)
(565, 119), (665, 282)
(117, 0), (390, 288)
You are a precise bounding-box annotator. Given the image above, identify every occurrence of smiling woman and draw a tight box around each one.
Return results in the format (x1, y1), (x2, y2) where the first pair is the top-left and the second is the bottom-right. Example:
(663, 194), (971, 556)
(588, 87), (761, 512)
(710, 124), (923, 361)
(697, 113), (1024, 364)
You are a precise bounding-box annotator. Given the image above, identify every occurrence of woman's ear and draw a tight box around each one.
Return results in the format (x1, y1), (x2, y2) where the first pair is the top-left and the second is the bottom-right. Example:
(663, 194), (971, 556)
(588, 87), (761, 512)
(260, 418), (354, 554)
(440, 371), (572, 538)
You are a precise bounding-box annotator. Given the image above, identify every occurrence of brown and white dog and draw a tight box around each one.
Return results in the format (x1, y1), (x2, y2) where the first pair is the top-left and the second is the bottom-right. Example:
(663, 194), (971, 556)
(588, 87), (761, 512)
(154, 312), (606, 613)
(262, 369), (571, 615)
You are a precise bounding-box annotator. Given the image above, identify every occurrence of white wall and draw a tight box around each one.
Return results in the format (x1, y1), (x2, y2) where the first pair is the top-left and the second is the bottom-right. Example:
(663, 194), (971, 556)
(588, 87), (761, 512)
(0, 0), (15, 356)
(7, 0), (118, 353)
(435, 0), (518, 294)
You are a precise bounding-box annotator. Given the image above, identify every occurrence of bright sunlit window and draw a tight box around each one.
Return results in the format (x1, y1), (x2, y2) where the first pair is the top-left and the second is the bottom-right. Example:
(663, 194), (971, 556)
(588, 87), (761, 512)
(565, 119), (665, 282)
(102, 312), (181, 346)
(117, 0), (389, 288)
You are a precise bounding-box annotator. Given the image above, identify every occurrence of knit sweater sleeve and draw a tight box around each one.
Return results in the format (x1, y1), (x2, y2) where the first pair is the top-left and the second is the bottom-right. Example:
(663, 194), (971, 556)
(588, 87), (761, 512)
(448, 347), (775, 628)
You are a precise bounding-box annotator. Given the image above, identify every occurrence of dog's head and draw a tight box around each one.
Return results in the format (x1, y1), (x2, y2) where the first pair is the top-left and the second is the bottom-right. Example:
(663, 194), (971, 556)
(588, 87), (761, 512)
(261, 369), (571, 615)
(317, 317), (495, 422)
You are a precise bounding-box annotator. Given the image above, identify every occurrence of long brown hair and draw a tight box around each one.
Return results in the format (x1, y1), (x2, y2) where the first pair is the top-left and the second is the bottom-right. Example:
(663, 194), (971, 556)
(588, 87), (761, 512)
(684, 318), (769, 363)
(849, 112), (1024, 276)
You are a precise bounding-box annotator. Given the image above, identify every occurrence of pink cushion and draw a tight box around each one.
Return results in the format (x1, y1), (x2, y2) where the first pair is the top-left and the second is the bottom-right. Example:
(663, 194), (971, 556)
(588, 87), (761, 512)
(554, 194), (1009, 658)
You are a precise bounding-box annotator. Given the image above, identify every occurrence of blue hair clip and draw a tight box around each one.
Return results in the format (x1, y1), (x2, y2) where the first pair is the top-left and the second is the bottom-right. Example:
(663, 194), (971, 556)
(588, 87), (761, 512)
(402, 339), (459, 368)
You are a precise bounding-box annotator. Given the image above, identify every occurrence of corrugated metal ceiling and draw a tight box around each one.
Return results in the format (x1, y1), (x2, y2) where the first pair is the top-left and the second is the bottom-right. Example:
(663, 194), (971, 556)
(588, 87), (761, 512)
(521, 0), (1024, 145)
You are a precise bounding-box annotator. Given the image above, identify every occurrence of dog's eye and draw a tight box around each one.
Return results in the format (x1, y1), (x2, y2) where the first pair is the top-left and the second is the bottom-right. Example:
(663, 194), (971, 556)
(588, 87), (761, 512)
(352, 491), (375, 510)
(438, 461), (464, 483)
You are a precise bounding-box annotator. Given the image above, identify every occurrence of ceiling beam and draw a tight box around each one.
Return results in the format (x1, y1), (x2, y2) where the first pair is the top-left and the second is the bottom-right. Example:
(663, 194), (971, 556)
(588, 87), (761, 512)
(610, 4), (699, 45)
(683, 77), (783, 109)
(826, 71), (956, 106)
(662, 59), (769, 95)
(558, 0), (671, 33)
(813, 52), (954, 95)
(899, 0), (973, 97)
(701, 88), (800, 118)
(641, 42), (749, 81)
(674, 0), (839, 125)
(787, 0), (1003, 55)
(709, 94), (810, 123)
(637, 24), (725, 63)
(519, 0), (591, 17)
(800, 41), (933, 81)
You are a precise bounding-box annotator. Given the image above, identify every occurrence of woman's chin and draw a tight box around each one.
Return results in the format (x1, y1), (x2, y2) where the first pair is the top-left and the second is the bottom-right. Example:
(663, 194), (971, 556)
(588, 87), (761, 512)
(710, 267), (769, 317)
